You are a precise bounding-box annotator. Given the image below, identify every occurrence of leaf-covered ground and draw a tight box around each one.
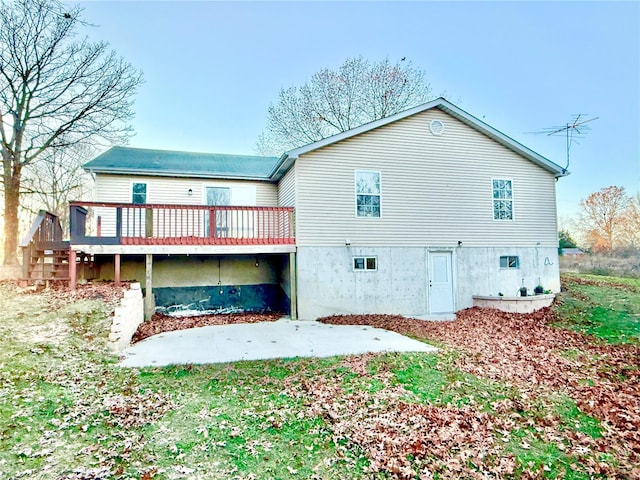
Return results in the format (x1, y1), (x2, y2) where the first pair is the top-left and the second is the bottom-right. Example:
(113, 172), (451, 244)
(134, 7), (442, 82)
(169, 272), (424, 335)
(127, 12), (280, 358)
(318, 306), (639, 478)
(0, 276), (638, 479)
(132, 312), (283, 343)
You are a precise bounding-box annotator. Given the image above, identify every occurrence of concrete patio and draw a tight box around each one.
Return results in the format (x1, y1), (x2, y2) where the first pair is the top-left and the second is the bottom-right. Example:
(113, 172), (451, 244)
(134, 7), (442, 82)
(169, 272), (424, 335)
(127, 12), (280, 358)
(120, 318), (437, 367)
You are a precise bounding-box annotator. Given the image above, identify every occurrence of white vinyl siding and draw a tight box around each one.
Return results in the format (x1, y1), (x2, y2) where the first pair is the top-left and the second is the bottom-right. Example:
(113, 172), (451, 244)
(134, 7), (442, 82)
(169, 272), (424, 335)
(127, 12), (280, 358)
(278, 164), (296, 207)
(94, 174), (278, 236)
(256, 183), (278, 206)
(293, 108), (558, 248)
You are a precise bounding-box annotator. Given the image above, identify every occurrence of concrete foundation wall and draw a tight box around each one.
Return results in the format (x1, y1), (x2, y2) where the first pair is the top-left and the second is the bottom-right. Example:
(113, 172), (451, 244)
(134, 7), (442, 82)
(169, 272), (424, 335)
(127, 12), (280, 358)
(297, 247), (428, 319)
(96, 254), (277, 288)
(455, 246), (560, 306)
(279, 255), (291, 300)
(97, 254), (290, 314)
(296, 246), (560, 320)
(153, 284), (289, 313)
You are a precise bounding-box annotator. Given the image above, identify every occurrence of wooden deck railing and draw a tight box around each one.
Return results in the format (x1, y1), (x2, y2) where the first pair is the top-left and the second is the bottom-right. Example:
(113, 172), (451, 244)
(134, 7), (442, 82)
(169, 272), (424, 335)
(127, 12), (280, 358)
(20, 210), (66, 249)
(19, 210), (70, 280)
(69, 202), (295, 246)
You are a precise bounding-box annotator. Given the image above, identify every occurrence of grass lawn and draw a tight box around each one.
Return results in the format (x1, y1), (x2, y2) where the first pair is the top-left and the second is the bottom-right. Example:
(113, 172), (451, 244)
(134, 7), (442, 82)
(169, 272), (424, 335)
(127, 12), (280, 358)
(0, 276), (638, 479)
(555, 273), (640, 344)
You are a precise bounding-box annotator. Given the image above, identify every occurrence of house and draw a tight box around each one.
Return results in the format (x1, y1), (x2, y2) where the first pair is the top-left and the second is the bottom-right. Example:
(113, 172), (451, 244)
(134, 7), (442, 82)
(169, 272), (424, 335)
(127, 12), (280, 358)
(57, 98), (565, 320)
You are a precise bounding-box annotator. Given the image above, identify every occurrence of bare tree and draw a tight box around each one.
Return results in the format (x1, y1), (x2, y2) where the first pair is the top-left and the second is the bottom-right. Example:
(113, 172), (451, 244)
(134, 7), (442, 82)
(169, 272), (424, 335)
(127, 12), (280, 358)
(0, 0), (143, 264)
(256, 56), (434, 155)
(20, 143), (94, 231)
(576, 186), (631, 251)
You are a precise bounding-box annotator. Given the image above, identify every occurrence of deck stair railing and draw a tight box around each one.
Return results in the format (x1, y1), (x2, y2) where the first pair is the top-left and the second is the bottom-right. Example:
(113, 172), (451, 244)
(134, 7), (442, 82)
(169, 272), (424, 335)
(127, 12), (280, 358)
(19, 210), (72, 285)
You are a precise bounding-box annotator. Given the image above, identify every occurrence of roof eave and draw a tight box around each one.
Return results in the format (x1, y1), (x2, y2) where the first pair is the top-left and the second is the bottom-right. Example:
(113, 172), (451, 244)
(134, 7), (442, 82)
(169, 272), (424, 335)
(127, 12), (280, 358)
(84, 167), (275, 182)
(268, 97), (567, 179)
(269, 152), (296, 181)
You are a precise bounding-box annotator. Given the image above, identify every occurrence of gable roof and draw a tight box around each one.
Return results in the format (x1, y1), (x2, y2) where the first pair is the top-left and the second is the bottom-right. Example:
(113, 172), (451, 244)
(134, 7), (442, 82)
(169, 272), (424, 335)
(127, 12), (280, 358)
(270, 97), (568, 181)
(85, 99), (566, 184)
(84, 146), (279, 181)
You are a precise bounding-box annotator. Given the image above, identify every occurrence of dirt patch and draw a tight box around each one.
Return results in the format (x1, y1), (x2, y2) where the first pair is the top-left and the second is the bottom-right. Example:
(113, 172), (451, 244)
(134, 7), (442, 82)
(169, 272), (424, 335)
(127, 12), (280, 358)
(132, 311), (284, 343)
(17, 281), (128, 306)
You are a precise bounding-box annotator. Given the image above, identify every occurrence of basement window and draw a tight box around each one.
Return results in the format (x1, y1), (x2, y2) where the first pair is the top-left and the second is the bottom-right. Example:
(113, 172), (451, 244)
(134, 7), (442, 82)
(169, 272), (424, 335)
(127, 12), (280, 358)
(499, 256), (519, 269)
(353, 256), (377, 271)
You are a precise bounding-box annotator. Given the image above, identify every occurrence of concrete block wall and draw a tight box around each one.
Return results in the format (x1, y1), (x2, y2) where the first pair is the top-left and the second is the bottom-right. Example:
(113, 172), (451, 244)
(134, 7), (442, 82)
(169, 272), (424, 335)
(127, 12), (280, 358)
(108, 283), (144, 352)
(472, 294), (556, 313)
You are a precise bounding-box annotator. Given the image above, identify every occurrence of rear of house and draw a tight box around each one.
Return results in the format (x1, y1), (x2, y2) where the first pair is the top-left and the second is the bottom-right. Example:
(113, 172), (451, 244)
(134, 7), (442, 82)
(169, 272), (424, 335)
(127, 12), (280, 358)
(76, 149), (296, 318)
(66, 98), (564, 320)
(273, 100), (564, 319)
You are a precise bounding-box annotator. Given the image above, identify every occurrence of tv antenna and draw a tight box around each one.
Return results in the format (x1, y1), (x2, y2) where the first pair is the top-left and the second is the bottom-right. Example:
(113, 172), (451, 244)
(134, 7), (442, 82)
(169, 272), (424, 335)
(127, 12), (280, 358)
(531, 114), (598, 173)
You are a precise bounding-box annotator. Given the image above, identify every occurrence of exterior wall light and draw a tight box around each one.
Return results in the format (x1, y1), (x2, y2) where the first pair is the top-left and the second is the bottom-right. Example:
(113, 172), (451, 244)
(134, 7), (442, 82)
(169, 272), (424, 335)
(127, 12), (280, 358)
(345, 239), (351, 246)
(188, 188), (193, 196)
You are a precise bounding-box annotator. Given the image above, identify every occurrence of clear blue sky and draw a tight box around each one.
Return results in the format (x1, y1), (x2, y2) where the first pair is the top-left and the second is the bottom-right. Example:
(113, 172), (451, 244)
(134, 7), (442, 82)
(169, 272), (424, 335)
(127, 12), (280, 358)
(76, 1), (639, 219)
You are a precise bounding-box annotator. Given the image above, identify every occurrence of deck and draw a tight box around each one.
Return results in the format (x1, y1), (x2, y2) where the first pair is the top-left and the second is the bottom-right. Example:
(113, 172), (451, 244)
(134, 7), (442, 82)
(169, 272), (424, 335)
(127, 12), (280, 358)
(69, 202), (296, 254)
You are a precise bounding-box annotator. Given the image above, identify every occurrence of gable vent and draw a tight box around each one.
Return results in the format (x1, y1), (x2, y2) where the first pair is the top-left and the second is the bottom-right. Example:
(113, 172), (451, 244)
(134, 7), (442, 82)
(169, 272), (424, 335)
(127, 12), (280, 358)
(429, 119), (445, 135)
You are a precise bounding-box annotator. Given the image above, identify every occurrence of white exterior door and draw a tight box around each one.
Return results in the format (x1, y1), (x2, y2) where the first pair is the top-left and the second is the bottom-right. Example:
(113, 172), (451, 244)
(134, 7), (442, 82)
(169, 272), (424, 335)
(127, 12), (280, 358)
(428, 251), (454, 314)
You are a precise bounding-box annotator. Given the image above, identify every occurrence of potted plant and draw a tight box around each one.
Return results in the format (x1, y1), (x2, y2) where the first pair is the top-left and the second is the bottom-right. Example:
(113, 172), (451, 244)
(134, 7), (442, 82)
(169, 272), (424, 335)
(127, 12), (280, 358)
(534, 277), (544, 295)
(519, 278), (527, 297)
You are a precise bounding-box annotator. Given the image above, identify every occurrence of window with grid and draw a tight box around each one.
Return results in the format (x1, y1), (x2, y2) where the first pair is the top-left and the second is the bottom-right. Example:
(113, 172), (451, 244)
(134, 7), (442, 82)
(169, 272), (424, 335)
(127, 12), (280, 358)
(356, 170), (381, 217)
(492, 179), (513, 220)
(132, 183), (147, 204)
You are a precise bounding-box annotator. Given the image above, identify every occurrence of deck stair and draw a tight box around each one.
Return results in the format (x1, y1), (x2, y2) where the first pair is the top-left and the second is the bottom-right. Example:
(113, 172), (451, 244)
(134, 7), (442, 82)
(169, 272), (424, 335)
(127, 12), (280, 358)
(19, 211), (75, 286)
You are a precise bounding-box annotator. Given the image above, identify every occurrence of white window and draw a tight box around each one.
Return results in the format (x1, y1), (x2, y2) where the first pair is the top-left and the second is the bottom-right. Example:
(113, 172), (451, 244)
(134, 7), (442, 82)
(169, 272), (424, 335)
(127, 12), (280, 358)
(353, 256), (377, 271)
(492, 179), (513, 220)
(500, 256), (519, 269)
(356, 170), (381, 217)
(132, 182), (147, 204)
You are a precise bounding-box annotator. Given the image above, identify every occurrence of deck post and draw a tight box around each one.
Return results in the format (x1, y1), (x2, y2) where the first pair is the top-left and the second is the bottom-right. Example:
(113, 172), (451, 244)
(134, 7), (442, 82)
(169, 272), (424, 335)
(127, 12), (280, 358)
(144, 254), (154, 320)
(115, 208), (122, 242)
(145, 208), (153, 237)
(22, 245), (31, 280)
(69, 249), (77, 290)
(289, 252), (297, 320)
(114, 254), (121, 286)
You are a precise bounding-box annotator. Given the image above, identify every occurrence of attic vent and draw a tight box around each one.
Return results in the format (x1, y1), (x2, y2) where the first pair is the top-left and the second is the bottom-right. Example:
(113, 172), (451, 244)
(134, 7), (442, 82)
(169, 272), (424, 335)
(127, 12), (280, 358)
(429, 119), (445, 136)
